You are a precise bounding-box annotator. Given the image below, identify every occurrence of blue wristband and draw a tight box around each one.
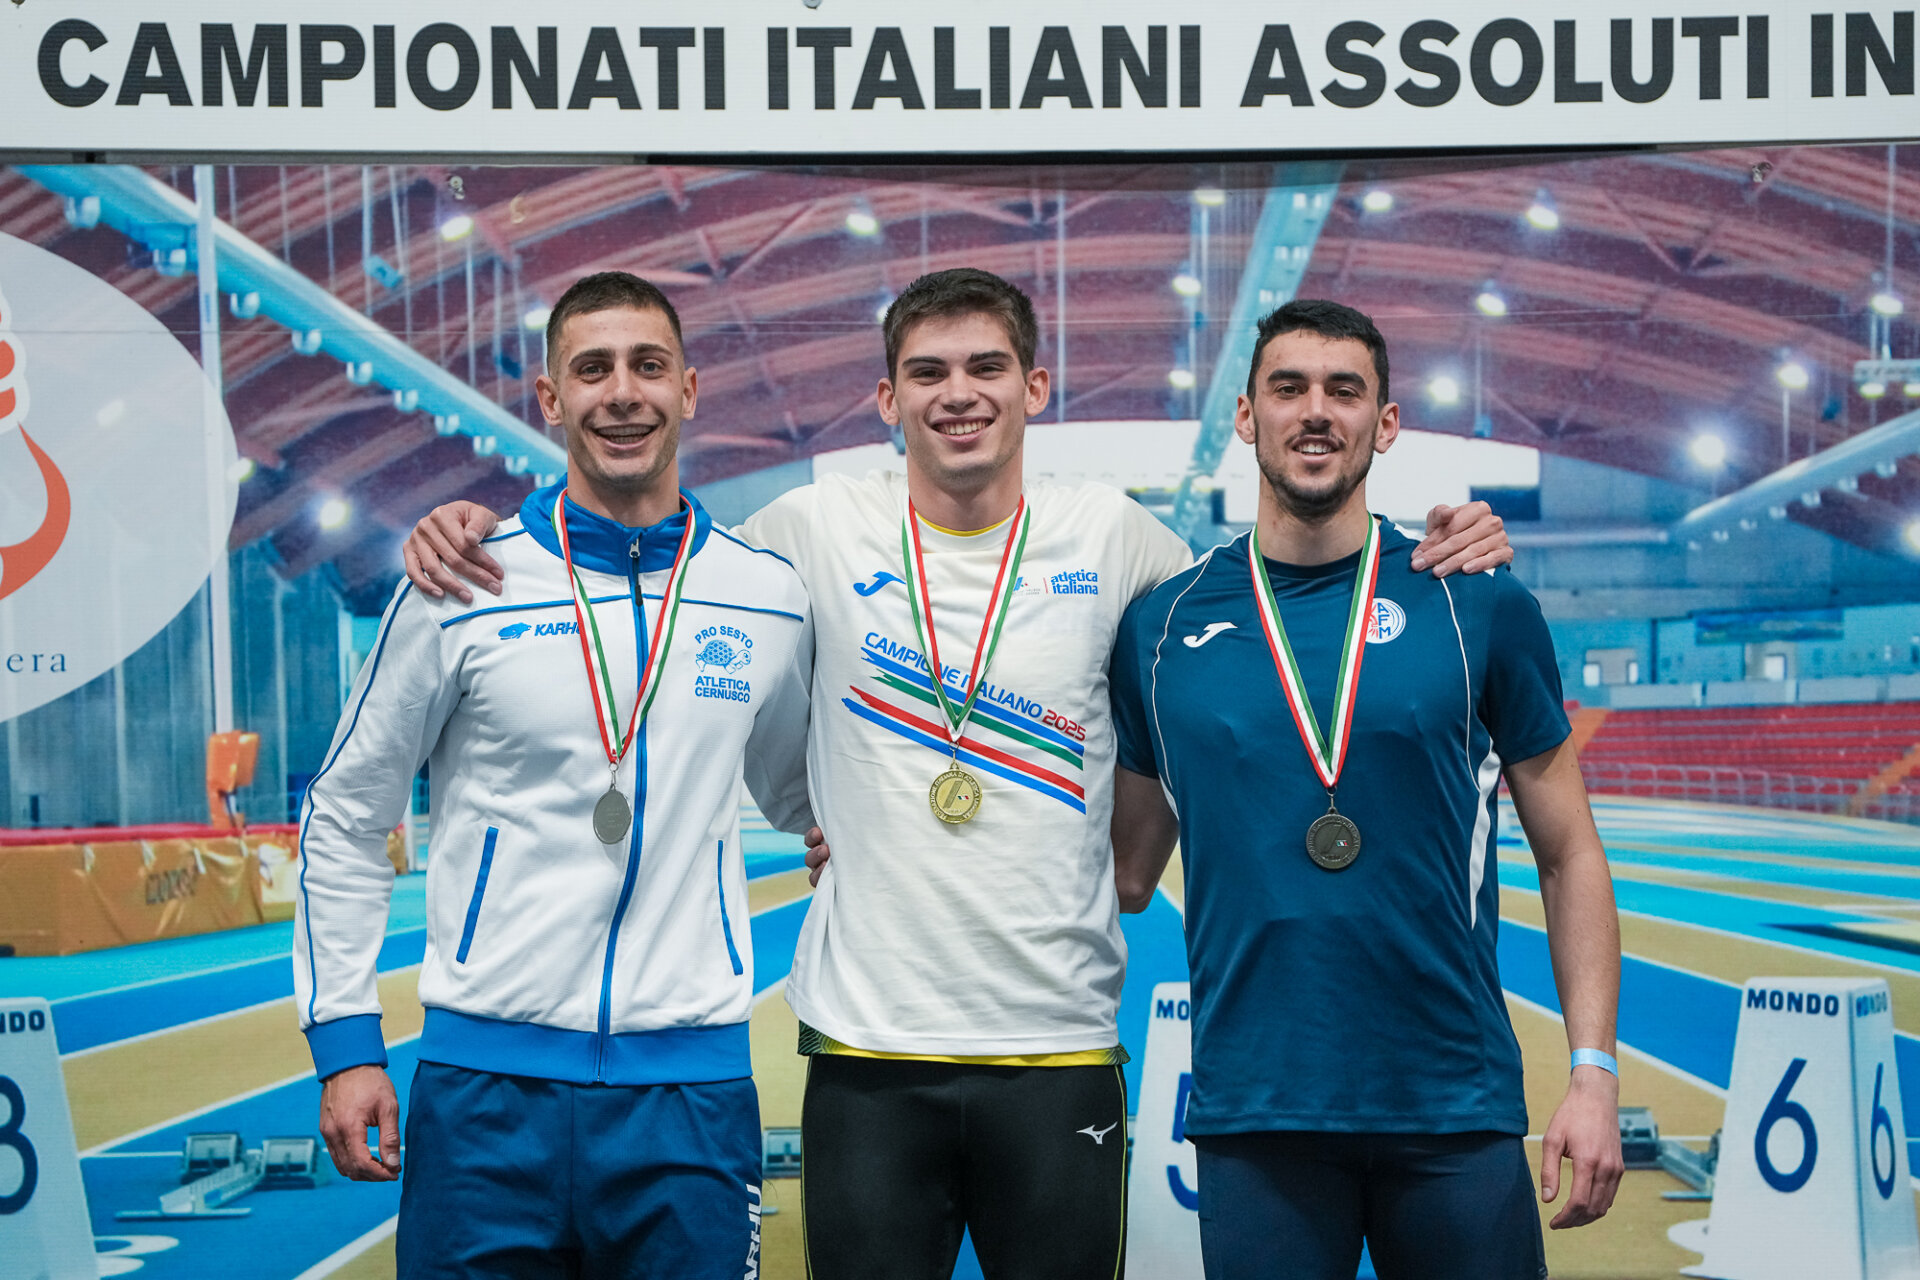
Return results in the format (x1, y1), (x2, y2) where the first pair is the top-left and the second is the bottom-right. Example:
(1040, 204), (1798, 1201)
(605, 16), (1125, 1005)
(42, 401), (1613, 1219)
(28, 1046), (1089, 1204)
(1571, 1048), (1618, 1076)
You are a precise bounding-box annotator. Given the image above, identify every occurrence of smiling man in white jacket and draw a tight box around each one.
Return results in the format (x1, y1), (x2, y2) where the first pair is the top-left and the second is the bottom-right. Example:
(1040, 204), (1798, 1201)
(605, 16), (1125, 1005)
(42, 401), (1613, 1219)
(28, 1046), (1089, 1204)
(294, 272), (813, 1279)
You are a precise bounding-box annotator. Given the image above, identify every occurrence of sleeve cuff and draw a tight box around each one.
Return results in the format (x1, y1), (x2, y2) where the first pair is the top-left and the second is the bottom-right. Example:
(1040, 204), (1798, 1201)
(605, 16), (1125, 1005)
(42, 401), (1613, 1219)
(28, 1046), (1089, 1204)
(305, 1013), (388, 1079)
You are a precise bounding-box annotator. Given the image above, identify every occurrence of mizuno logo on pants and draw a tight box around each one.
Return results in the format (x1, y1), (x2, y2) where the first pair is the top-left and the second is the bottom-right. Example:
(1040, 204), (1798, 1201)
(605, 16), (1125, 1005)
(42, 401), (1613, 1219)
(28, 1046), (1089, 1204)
(1077, 1123), (1118, 1144)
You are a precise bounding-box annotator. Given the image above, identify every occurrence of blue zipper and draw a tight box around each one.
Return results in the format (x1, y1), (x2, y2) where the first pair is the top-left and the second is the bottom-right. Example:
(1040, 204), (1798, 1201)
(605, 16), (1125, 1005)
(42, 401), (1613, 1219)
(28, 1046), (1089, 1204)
(595, 535), (650, 1082)
(717, 840), (743, 976)
(455, 827), (499, 964)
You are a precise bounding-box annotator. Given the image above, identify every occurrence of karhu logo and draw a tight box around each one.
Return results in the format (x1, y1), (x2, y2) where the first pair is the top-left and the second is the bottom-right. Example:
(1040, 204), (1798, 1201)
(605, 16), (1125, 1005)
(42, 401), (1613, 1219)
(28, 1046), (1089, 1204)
(744, 1185), (763, 1279)
(497, 623), (531, 640)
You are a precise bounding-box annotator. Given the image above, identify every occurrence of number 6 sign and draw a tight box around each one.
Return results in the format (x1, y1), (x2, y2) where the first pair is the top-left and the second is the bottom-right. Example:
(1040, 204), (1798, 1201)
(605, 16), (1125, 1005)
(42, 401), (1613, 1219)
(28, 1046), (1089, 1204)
(1681, 978), (1920, 1280)
(0, 998), (94, 1279)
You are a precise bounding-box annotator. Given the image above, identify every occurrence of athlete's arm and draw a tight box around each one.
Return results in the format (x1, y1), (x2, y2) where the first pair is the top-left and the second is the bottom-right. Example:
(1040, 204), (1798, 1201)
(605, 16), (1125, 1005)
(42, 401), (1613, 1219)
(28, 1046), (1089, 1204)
(404, 501), (504, 603)
(1504, 737), (1625, 1230)
(319, 1065), (402, 1181)
(1113, 766), (1179, 913)
(297, 585), (460, 1174)
(1410, 500), (1512, 577)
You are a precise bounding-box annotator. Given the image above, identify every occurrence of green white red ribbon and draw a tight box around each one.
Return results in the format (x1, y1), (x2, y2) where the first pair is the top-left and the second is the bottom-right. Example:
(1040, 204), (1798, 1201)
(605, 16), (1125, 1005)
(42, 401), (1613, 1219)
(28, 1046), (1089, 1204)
(1248, 516), (1382, 792)
(553, 488), (697, 773)
(900, 497), (1032, 756)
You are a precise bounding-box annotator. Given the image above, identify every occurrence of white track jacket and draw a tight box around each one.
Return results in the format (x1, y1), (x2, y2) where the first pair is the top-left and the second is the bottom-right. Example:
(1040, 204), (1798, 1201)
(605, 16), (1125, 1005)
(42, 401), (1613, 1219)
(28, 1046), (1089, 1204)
(295, 487), (813, 1086)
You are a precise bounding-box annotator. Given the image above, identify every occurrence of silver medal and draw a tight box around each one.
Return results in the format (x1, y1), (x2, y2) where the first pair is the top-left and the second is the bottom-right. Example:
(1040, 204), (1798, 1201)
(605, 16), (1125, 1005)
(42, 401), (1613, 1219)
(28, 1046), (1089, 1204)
(593, 787), (633, 844)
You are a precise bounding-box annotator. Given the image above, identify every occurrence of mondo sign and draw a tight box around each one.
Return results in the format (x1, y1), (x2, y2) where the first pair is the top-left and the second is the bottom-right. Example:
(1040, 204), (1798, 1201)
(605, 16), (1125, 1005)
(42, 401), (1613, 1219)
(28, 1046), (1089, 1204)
(0, 231), (239, 725)
(1, 1), (1919, 157)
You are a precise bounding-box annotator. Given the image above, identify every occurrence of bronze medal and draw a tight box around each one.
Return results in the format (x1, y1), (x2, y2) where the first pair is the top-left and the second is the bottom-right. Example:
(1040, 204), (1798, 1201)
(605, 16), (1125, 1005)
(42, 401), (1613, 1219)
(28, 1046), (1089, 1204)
(1306, 810), (1362, 870)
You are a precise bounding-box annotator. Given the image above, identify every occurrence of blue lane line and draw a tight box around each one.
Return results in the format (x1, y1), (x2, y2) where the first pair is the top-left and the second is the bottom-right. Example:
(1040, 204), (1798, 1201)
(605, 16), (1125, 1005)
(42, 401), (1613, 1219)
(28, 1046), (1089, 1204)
(1497, 916), (1920, 1162)
(0, 877), (431, 1003)
(74, 888), (818, 1280)
(1499, 860), (1920, 978)
(52, 928), (426, 1057)
(25, 853), (812, 1056)
(82, 1039), (419, 1280)
(1598, 845), (1920, 905)
(749, 898), (809, 998)
(1117, 894), (1193, 1115)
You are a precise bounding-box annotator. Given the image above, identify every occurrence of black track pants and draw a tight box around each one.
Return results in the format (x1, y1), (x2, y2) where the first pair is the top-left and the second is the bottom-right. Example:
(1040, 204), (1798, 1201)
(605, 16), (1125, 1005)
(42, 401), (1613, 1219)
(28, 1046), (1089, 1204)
(801, 1055), (1128, 1280)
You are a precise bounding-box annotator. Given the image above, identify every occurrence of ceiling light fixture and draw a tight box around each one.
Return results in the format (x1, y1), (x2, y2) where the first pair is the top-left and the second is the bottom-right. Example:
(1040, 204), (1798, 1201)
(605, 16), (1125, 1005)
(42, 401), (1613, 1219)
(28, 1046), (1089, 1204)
(1193, 187), (1227, 207)
(1361, 189), (1394, 213)
(845, 207), (881, 237)
(1171, 273), (1203, 298)
(1167, 368), (1197, 390)
(317, 496), (351, 530)
(439, 214), (474, 242)
(1427, 375), (1462, 404)
(1776, 361), (1810, 390)
(1525, 191), (1560, 230)
(1689, 433), (1728, 469)
(1871, 291), (1905, 317)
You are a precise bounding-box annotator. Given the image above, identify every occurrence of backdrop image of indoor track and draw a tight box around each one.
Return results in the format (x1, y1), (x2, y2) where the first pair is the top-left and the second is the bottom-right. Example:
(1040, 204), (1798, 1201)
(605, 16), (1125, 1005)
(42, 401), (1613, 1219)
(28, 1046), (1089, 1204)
(4, 795), (1917, 1279)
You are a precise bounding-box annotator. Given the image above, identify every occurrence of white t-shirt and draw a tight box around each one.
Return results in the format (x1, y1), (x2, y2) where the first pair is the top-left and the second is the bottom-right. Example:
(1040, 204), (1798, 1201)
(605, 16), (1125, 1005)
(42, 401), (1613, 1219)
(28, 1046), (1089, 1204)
(741, 470), (1193, 1054)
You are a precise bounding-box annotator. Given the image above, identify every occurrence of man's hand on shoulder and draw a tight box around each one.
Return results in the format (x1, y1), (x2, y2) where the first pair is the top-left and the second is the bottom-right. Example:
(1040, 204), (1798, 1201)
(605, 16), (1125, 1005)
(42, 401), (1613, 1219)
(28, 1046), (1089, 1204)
(319, 1063), (402, 1182)
(1539, 1065), (1624, 1229)
(1410, 500), (1513, 577)
(405, 501), (505, 604)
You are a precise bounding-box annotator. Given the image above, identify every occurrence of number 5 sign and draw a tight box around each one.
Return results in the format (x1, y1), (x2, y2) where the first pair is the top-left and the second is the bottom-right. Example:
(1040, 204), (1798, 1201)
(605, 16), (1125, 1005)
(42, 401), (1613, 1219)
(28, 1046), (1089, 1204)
(1682, 978), (1920, 1280)
(1126, 982), (1203, 1279)
(0, 998), (95, 1280)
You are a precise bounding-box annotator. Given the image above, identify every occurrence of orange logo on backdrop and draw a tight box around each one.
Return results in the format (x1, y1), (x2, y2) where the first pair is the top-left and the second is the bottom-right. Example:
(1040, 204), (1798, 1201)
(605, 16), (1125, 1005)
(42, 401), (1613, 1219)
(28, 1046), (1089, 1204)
(0, 307), (72, 602)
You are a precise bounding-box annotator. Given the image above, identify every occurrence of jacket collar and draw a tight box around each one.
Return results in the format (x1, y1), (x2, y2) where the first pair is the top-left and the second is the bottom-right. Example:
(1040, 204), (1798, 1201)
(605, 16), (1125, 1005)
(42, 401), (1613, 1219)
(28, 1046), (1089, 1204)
(520, 482), (712, 577)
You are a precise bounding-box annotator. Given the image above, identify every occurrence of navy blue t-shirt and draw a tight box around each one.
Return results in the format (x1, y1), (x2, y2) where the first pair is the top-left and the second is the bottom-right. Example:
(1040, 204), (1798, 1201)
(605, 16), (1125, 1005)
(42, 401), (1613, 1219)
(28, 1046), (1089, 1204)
(1110, 523), (1569, 1137)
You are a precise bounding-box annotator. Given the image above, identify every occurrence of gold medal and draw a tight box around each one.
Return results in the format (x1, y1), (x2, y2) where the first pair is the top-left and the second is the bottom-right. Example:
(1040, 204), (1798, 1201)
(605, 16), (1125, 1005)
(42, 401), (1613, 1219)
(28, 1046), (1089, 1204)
(900, 496), (1032, 826)
(930, 766), (983, 824)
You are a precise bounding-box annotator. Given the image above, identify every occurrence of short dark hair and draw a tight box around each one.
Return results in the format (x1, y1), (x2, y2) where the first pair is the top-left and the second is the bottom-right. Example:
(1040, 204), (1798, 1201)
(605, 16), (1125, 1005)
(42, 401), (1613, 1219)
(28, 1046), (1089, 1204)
(545, 271), (684, 375)
(1246, 299), (1390, 404)
(882, 268), (1038, 379)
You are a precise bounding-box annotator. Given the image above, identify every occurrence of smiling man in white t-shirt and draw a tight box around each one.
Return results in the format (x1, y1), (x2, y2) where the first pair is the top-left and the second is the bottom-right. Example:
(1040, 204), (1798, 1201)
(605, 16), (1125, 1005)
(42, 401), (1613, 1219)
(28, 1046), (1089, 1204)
(401, 268), (1513, 1279)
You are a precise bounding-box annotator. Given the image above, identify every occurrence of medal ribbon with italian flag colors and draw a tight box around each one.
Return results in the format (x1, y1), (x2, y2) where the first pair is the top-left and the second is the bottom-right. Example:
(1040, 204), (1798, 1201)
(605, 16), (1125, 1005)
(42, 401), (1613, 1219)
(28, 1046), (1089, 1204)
(1248, 516), (1382, 792)
(553, 488), (698, 776)
(900, 496), (1033, 756)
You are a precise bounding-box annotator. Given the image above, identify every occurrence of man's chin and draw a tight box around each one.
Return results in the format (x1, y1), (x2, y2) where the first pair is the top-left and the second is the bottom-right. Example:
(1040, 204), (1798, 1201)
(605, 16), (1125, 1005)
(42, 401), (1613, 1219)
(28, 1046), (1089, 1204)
(1269, 471), (1363, 520)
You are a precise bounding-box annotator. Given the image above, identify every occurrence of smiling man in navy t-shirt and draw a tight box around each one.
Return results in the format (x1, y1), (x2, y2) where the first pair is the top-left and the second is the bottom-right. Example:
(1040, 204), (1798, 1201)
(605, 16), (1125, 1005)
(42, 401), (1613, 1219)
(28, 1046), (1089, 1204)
(1109, 300), (1623, 1280)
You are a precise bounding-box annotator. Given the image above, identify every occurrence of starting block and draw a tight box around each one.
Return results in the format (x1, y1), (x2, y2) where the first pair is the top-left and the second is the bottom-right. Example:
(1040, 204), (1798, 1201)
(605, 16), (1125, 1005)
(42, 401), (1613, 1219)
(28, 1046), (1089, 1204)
(1618, 1105), (1720, 1199)
(1672, 976), (1920, 1280)
(117, 1133), (320, 1221)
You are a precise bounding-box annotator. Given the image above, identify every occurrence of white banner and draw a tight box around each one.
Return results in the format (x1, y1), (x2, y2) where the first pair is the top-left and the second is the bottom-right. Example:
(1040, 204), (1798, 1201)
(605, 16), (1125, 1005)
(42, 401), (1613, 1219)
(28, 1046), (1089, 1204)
(0, 232), (238, 725)
(3, 2), (1919, 158)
